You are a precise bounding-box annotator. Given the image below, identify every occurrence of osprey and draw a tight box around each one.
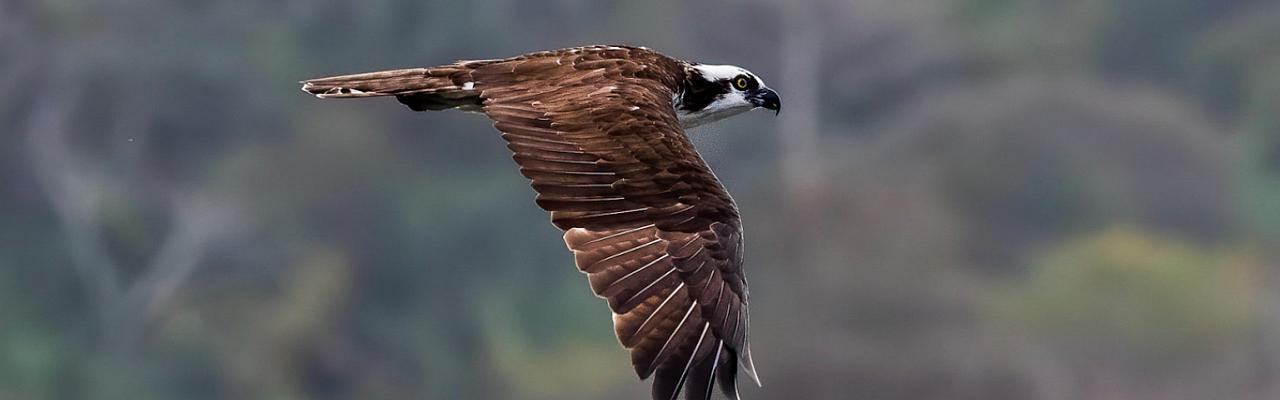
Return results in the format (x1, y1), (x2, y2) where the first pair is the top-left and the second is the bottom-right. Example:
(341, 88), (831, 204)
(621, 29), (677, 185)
(301, 45), (781, 400)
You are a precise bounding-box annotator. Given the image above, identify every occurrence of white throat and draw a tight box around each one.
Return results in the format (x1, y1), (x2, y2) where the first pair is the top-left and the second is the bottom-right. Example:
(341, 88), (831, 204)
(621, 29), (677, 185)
(676, 93), (753, 129)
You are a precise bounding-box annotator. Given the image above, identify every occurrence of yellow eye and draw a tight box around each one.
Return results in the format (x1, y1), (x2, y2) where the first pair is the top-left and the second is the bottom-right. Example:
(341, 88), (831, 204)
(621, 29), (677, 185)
(734, 77), (749, 89)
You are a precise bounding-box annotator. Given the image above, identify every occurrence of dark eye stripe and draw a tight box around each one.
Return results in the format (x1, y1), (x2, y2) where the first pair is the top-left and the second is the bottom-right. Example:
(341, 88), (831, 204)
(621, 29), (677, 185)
(679, 72), (731, 112)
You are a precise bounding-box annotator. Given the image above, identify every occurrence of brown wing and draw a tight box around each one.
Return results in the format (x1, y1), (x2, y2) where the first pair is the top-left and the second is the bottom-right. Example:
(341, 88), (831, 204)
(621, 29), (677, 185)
(302, 45), (760, 400)
(470, 46), (758, 400)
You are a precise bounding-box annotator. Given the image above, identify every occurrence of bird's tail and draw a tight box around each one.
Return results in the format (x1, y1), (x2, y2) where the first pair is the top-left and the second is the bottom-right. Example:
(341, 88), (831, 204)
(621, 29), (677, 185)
(300, 64), (487, 111)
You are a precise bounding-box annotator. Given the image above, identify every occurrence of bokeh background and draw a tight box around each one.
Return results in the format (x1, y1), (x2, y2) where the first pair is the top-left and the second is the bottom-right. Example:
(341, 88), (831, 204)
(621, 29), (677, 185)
(4, 0), (1280, 399)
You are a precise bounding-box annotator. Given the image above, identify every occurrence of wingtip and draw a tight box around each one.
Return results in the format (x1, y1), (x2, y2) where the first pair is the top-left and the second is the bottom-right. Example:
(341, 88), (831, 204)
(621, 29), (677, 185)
(300, 81), (347, 99)
(299, 81), (323, 98)
(741, 346), (761, 387)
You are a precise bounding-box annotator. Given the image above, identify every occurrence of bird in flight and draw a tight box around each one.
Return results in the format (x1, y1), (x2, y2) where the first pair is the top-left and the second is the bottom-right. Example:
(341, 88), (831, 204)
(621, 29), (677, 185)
(301, 45), (781, 400)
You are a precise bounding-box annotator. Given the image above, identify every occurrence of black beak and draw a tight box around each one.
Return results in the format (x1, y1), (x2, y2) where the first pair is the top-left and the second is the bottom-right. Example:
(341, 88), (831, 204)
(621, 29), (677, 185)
(752, 88), (782, 115)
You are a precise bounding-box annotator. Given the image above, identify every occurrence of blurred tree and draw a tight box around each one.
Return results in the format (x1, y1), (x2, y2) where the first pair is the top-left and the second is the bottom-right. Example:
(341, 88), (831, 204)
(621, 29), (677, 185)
(1191, 2), (1280, 245)
(990, 226), (1261, 399)
(867, 78), (1236, 271)
(2, 0), (1278, 399)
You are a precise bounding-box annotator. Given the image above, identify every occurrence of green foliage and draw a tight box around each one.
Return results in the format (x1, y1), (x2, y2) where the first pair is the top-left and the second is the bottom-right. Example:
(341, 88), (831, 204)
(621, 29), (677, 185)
(992, 227), (1257, 365)
(3, 0), (1279, 399)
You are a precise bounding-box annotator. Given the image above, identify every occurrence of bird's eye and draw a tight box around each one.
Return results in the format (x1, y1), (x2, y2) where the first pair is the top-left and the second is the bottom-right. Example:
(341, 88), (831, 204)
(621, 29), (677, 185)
(734, 76), (750, 90)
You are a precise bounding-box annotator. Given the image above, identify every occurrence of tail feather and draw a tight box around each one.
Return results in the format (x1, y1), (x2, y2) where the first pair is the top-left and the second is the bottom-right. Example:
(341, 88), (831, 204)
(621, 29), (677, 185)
(301, 66), (483, 111)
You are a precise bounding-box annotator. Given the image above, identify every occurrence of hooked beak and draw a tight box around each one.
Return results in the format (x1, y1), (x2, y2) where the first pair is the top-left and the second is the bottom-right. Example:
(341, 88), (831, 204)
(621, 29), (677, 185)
(750, 88), (782, 115)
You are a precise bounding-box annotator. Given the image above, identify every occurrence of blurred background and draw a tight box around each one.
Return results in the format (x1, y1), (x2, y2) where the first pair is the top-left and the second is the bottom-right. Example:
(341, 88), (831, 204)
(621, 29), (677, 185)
(3, 0), (1280, 399)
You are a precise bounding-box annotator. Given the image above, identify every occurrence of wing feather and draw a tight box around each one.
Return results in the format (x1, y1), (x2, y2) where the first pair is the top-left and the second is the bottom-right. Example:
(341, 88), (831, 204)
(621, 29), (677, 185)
(469, 45), (755, 400)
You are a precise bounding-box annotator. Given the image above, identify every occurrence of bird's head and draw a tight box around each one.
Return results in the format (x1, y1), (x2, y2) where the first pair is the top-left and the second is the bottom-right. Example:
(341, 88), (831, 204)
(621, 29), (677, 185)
(676, 64), (781, 128)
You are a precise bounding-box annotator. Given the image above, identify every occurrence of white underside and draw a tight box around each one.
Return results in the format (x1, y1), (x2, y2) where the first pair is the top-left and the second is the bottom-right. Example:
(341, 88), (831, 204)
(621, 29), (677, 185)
(677, 103), (753, 129)
(676, 88), (755, 129)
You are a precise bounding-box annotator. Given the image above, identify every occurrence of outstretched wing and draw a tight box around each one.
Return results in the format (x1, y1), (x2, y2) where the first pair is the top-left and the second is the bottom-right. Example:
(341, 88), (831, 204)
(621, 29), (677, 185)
(470, 46), (758, 400)
(302, 45), (759, 400)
